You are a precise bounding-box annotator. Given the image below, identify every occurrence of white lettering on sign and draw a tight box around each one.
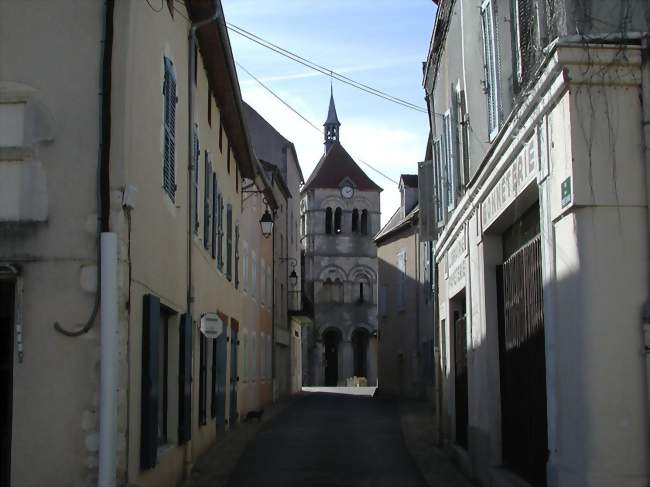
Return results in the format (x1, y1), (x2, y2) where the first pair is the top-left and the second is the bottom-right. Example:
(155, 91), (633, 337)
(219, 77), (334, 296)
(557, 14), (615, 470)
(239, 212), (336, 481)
(446, 225), (467, 296)
(482, 129), (539, 229)
(200, 313), (223, 339)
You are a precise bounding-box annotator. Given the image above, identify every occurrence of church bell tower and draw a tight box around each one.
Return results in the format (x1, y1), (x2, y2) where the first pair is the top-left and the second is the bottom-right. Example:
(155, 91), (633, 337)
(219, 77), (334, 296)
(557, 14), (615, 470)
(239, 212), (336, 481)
(323, 90), (341, 153)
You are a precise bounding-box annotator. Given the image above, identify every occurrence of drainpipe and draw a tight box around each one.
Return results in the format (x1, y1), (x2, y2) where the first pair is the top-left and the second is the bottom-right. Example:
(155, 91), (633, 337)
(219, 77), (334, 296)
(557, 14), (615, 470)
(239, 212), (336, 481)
(98, 233), (118, 487)
(186, 0), (220, 474)
(640, 36), (650, 448)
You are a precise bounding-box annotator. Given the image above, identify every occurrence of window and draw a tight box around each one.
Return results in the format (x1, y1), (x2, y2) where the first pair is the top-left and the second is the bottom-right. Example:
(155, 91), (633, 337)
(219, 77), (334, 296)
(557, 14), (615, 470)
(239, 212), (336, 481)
(481, 0), (500, 139)
(212, 173), (218, 259)
(163, 57), (177, 201)
(217, 195), (224, 270)
(252, 334), (257, 382)
(360, 210), (368, 235)
(351, 209), (359, 233)
(199, 333), (207, 426)
(359, 282), (364, 303)
(252, 252), (257, 299)
(207, 83), (212, 127)
(261, 260), (266, 306)
(226, 204), (233, 280)
(192, 125), (200, 235)
(142, 296), (185, 469)
(243, 243), (249, 291)
(235, 225), (240, 288)
(219, 117), (223, 152)
(325, 207), (332, 234)
(433, 138), (444, 223)
(379, 285), (388, 316)
(443, 111), (456, 210)
(397, 251), (406, 310)
(227, 142), (231, 174)
(334, 208), (342, 234)
(203, 152), (212, 250)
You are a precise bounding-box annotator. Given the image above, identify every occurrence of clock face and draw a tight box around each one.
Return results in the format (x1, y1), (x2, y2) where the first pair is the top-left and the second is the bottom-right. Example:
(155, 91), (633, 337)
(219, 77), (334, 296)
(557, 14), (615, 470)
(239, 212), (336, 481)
(341, 185), (354, 199)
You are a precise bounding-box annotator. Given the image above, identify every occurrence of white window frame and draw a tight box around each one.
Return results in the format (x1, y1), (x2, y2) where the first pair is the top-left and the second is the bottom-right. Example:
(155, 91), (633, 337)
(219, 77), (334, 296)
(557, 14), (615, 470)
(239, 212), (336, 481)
(397, 250), (407, 311)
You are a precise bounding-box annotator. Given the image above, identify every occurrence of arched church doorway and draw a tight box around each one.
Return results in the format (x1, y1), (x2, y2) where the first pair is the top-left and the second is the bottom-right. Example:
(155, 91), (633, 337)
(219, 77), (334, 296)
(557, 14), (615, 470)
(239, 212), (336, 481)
(351, 328), (369, 378)
(323, 330), (340, 386)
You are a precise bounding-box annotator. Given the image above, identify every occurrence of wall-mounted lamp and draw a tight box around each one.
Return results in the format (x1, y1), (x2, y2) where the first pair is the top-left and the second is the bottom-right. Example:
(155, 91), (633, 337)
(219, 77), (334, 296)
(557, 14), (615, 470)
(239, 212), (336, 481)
(259, 208), (274, 238)
(280, 257), (299, 288)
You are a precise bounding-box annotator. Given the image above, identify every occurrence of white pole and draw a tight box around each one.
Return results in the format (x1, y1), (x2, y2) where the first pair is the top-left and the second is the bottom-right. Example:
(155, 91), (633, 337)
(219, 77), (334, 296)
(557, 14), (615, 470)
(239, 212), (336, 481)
(98, 232), (118, 487)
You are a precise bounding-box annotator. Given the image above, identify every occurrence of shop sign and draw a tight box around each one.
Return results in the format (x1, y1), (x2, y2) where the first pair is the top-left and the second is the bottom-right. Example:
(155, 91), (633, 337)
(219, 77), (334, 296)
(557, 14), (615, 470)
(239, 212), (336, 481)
(446, 225), (467, 296)
(561, 177), (572, 208)
(482, 130), (539, 229)
(200, 313), (223, 339)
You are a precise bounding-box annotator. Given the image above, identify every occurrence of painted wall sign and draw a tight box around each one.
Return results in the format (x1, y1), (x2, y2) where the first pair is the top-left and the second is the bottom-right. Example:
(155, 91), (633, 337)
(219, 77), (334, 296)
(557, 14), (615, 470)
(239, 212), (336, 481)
(482, 129), (539, 229)
(561, 177), (572, 208)
(446, 225), (467, 297)
(200, 313), (223, 339)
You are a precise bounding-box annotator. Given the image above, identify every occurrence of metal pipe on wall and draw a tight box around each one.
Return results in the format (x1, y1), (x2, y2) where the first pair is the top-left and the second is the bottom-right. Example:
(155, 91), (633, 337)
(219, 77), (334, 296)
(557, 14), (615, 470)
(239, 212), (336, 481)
(98, 232), (118, 487)
(640, 36), (650, 448)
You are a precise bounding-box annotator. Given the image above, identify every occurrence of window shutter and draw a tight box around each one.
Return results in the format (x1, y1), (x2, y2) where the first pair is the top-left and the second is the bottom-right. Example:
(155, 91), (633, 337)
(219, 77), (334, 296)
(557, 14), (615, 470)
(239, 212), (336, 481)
(212, 174), (218, 259)
(141, 294), (160, 470)
(418, 159), (436, 241)
(217, 195), (224, 270)
(481, 0), (499, 139)
(451, 85), (462, 198)
(211, 339), (217, 418)
(433, 138), (444, 224)
(226, 204), (233, 280)
(163, 58), (177, 201)
(193, 125), (200, 234)
(442, 113), (454, 210)
(203, 152), (211, 249)
(234, 225), (240, 288)
(178, 313), (192, 444)
(459, 89), (470, 186)
(199, 334), (207, 426)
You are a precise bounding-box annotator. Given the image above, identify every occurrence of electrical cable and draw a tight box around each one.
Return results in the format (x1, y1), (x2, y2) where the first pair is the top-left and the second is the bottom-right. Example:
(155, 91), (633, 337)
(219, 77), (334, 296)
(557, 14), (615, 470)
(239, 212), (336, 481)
(236, 61), (399, 185)
(226, 23), (428, 114)
(145, 0), (164, 13)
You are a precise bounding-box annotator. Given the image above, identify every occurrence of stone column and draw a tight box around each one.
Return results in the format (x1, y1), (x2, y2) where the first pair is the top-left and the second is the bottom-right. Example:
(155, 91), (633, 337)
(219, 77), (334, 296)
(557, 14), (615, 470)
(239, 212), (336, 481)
(340, 339), (354, 385)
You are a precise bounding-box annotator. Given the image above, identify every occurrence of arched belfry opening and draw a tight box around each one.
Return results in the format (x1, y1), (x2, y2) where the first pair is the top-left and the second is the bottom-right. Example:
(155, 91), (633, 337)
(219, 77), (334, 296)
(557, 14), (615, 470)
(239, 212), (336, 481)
(323, 329), (341, 386)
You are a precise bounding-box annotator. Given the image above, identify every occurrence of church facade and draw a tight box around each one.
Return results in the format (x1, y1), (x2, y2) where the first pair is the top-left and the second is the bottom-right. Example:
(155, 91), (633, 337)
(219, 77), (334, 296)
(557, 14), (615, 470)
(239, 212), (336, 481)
(300, 94), (381, 386)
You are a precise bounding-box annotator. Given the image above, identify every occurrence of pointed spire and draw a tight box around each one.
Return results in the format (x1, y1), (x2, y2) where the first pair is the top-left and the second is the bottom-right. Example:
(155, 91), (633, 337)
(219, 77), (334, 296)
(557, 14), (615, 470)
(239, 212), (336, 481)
(324, 85), (341, 152)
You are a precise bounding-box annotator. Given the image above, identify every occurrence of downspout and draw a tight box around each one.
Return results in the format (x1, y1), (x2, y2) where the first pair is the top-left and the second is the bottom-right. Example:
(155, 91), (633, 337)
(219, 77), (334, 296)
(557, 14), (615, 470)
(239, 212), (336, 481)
(640, 36), (650, 449)
(186, 0), (220, 474)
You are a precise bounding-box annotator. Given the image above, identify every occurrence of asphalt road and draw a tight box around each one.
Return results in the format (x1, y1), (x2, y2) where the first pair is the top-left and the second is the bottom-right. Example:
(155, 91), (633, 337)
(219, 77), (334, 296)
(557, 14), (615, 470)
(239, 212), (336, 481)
(226, 392), (427, 487)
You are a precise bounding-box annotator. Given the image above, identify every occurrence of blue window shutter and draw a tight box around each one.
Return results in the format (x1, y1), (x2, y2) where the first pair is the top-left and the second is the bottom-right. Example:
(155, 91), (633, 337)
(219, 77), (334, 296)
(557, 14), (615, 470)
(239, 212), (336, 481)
(226, 204), (232, 280)
(234, 224), (240, 288)
(141, 294), (160, 470)
(217, 193), (224, 270)
(203, 152), (211, 250)
(212, 175), (218, 259)
(178, 313), (192, 444)
(163, 58), (177, 201)
(192, 126), (200, 234)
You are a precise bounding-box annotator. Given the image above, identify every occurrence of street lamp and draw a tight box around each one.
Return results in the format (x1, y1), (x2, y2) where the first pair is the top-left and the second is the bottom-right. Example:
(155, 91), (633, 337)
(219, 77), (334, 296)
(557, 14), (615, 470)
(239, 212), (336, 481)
(259, 208), (274, 238)
(289, 269), (298, 288)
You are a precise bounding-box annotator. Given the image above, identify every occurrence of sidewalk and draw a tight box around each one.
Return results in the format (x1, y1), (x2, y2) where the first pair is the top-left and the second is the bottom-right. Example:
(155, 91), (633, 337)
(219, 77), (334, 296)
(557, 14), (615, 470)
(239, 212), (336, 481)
(181, 394), (300, 487)
(400, 400), (475, 487)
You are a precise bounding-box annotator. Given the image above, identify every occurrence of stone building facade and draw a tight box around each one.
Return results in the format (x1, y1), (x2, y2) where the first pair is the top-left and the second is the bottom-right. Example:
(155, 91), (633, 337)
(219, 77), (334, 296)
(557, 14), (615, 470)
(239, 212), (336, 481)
(300, 95), (381, 387)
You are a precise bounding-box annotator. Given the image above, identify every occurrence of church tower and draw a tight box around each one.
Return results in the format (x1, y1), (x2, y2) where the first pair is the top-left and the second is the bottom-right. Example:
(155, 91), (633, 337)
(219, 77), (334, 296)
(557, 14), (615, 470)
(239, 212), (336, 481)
(300, 94), (381, 387)
(323, 91), (341, 152)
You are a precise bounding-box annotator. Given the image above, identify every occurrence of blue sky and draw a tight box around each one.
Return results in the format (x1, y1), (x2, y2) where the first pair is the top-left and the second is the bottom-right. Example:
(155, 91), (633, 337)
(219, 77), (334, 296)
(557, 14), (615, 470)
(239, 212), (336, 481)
(222, 0), (437, 224)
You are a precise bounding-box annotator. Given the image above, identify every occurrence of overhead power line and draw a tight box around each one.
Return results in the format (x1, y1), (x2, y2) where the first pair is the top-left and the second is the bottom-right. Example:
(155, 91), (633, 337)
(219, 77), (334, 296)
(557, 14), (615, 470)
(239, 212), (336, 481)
(226, 22), (428, 115)
(236, 62), (399, 186)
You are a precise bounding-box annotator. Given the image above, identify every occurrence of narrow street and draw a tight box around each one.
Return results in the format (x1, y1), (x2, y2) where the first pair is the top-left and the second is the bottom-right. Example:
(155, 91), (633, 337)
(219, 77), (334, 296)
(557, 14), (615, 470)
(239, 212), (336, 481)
(226, 391), (426, 487)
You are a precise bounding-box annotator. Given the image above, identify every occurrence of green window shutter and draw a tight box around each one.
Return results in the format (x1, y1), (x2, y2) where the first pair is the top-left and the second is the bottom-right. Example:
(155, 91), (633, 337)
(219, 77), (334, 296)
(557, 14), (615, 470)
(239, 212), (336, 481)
(141, 294), (160, 470)
(163, 58), (177, 201)
(217, 195), (224, 270)
(481, 0), (499, 139)
(178, 313), (192, 444)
